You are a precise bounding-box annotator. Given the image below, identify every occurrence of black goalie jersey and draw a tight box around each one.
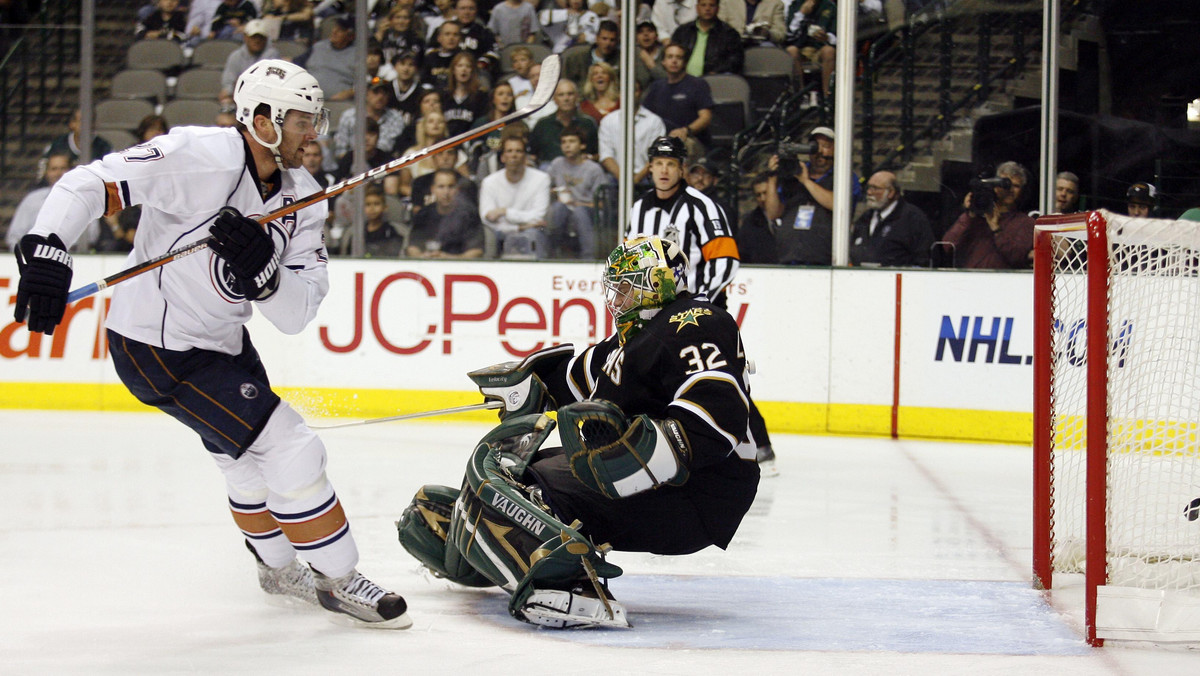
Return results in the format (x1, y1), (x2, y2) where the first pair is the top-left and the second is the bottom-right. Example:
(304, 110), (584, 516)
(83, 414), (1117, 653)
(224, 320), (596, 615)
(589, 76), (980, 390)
(536, 292), (760, 556)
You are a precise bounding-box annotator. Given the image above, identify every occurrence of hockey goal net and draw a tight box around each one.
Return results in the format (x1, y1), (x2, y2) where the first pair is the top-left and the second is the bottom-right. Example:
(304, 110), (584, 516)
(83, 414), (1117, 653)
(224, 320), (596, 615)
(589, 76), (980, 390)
(1033, 209), (1200, 645)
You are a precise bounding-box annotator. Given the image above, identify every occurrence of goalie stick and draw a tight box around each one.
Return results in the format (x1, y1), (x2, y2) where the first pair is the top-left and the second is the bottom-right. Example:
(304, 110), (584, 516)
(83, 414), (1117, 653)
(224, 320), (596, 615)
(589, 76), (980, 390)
(310, 401), (501, 430)
(65, 54), (562, 304)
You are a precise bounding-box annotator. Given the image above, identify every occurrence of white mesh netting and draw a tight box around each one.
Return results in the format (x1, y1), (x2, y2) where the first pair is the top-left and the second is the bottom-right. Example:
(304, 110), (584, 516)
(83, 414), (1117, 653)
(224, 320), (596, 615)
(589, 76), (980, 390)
(1048, 211), (1200, 593)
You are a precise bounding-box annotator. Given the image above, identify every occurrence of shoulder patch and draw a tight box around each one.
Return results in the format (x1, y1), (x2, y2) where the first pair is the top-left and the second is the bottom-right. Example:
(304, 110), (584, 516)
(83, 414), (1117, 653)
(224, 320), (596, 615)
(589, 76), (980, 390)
(668, 307), (712, 332)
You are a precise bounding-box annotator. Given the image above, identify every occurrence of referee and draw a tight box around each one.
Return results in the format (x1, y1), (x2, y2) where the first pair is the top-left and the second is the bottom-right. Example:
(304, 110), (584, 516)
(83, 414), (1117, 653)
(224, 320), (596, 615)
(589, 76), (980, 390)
(625, 136), (740, 306)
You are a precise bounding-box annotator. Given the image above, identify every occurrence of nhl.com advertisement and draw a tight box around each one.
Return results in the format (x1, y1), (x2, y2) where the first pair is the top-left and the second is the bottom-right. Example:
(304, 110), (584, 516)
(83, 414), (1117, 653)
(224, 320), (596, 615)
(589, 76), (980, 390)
(1, 257), (1042, 442)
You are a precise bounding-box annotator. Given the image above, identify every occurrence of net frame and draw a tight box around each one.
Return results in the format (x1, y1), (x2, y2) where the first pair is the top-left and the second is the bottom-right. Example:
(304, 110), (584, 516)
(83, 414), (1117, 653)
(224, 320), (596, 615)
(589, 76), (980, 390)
(1034, 209), (1200, 646)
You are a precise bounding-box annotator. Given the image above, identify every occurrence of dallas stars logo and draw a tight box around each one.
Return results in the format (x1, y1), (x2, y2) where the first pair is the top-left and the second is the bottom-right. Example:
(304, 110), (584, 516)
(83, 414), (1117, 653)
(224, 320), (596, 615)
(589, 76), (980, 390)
(669, 307), (712, 332)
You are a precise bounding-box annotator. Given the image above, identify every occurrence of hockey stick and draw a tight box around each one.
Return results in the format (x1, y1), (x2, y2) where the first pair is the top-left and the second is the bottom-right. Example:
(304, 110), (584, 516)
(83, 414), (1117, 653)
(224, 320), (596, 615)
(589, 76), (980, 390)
(310, 401), (502, 430)
(66, 54), (562, 304)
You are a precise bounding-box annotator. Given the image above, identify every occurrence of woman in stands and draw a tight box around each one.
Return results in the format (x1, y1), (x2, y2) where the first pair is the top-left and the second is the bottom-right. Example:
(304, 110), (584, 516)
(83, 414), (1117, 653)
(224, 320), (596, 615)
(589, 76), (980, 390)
(468, 81), (515, 165)
(579, 61), (619, 123)
(441, 51), (490, 137)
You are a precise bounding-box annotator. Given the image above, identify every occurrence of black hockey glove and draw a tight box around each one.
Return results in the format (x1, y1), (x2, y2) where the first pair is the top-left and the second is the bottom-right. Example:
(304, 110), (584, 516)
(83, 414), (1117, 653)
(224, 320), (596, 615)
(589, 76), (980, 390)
(209, 207), (280, 301)
(13, 233), (74, 335)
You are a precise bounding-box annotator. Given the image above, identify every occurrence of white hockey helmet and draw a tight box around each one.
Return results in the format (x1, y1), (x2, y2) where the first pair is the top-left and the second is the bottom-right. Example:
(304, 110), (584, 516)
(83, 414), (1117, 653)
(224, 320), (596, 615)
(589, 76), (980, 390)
(233, 59), (329, 152)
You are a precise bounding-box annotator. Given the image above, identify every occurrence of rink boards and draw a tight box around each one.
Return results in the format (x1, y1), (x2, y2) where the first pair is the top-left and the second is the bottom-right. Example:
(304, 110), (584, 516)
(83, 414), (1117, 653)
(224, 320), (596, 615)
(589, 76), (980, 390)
(0, 257), (1037, 443)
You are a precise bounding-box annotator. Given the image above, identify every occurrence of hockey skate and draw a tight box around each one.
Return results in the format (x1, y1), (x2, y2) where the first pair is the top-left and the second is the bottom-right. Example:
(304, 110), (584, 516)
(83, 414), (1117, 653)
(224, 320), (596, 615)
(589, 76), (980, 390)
(247, 541), (318, 607)
(313, 569), (412, 629)
(756, 445), (779, 478)
(518, 584), (631, 629)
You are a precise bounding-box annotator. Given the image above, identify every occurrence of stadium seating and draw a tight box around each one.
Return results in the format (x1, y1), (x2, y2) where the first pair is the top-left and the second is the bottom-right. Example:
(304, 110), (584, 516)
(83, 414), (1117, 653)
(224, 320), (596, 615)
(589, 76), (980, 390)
(273, 40), (308, 61)
(174, 68), (224, 100)
(96, 98), (156, 132)
(109, 69), (168, 106)
(163, 99), (221, 127)
(743, 46), (795, 117)
(191, 40), (240, 70)
(126, 40), (185, 73)
(703, 74), (751, 149)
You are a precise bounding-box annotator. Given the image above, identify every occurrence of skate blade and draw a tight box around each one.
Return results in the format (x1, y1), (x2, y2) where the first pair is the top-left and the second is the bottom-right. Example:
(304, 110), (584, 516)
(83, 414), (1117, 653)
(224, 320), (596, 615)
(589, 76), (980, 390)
(324, 610), (414, 630)
(263, 592), (320, 610)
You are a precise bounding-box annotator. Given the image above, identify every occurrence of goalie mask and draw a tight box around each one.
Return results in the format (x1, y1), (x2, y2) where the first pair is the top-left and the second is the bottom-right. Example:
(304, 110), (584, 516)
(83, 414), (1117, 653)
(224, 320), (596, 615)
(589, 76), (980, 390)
(234, 59), (329, 166)
(603, 236), (689, 344)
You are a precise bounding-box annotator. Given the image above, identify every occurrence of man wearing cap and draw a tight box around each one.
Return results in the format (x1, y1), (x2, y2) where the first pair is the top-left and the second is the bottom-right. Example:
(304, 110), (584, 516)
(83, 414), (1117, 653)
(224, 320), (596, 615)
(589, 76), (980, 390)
(219, 19), (280, 105)
(1127, 182), (1157, 217)
(634, 20), (668, 89)
(296, 14), (357, 101)
(762, 125), (862, 265)
(333, 77), (407, 161)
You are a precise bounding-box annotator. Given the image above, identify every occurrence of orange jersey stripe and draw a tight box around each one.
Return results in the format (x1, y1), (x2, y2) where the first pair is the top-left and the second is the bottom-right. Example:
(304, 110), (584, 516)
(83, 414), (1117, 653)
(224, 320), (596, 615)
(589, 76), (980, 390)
(701, 236), (740, 261)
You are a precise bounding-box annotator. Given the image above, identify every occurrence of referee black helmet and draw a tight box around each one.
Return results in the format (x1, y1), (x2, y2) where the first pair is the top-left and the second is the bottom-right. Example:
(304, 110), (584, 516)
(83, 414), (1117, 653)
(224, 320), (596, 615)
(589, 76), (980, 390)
(647, 135), (687, 164)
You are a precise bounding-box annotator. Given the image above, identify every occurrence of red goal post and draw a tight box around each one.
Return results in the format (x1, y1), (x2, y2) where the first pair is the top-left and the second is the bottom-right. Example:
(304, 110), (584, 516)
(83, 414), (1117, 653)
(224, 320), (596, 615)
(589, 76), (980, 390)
(1033, 209), (1200, 646)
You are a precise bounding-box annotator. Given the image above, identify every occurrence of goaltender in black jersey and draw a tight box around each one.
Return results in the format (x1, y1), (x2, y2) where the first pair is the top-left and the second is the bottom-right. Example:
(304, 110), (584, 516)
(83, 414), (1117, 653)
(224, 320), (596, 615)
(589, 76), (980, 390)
(397, 235), (760, 629)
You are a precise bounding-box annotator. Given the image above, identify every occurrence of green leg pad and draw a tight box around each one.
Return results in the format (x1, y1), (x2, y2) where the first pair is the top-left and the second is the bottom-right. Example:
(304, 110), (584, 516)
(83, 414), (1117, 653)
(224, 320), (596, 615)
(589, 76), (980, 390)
(397, 484), (495, 588)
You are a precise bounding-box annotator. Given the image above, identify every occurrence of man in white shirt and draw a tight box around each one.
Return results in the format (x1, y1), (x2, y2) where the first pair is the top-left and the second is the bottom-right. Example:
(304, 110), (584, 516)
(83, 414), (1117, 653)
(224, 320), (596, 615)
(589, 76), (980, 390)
(598, 81), (667, 186)
(479, 136), (551, 258)
(5, 153), (85, 252)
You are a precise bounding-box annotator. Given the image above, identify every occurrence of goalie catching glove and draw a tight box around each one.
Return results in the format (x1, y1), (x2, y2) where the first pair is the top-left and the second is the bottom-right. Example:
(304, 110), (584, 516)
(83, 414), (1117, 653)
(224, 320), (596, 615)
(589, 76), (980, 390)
(13, 233), (73, 335)
(209, 207), (280, 301)
(559, 400), (691, 499)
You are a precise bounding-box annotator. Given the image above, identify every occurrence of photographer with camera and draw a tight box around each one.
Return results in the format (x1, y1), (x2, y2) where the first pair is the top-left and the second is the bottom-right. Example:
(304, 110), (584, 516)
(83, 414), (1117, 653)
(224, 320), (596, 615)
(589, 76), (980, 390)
(941, 161), (1035, 269)
(762, 126), (862, 265)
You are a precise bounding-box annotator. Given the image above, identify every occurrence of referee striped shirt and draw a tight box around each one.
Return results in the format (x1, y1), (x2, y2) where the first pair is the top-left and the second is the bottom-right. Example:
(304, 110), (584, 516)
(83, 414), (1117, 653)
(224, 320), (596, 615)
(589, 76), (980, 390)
(625, 185), (741, 299)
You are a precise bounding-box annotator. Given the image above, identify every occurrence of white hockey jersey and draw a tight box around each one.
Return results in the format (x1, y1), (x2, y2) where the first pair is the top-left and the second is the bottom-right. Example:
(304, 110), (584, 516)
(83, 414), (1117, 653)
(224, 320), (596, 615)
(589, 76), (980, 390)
(31, 126), (330, 354)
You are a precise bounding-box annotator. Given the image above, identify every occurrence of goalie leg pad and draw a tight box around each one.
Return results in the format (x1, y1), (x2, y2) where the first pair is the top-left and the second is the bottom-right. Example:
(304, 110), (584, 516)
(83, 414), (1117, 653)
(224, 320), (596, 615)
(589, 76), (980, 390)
(397, 485), (494, 587)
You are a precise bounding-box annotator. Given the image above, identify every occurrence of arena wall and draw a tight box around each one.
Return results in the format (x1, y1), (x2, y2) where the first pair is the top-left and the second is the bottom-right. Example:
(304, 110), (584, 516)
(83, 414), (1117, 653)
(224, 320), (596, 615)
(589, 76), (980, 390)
(0, 257), (1037, 444)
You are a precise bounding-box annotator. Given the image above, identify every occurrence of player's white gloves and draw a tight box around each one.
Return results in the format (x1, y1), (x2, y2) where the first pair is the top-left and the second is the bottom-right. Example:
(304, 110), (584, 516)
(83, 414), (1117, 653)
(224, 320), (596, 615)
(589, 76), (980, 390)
(13, 233), (73, 335)
(209, 207), (279, 301)
(559, 400), (691, 499)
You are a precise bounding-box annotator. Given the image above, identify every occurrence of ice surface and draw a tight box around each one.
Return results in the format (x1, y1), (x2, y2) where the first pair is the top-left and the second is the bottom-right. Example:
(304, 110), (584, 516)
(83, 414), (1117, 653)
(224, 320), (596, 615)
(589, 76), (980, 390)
(1, 410), (1197, 674)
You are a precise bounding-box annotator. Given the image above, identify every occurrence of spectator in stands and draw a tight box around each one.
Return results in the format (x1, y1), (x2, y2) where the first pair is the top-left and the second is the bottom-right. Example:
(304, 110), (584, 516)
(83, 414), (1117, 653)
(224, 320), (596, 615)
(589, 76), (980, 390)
(94, 206), (141, 254)
(480, 135), (552, 258)
(455, 0), (499, 74)
(391, 52), (433, 128)
(261, 0), (314, 45)
(185, 0), (221, 46)
(737, 173), (779, 264)
(334, 77), (407, 161)
(506, 46), (536, 109)
(850, 170), (935, 267)
(136, 0), (189, 42)
(219, 19), (280, 104)
(296, 14), (356, 101)
(335, 118), (393, 182)
(488, 0), (541, 48)
(214, 104), (238, 127)
(540, 0), (601, 54)
(547, 126), (607, 259)
(719, 0), (786, 45)
(686, 157), (733, 220)
(302, 140), (337, 188)
(407, 168), (485, 258)
(1126, 182), (1157, 218)
(42, 108), (112, 168)
(942, 161), (1035, 269)
(633, 20), (667, 89)
(421, 19), (462, 90)
(376, 3), (424, 64)
(762, 126), (862, 265)
(599, 79), (666, 185)
(524, 61), (559, 127)
(529, 79), (599, 166)
(339, 183), (406, 257)
(786, 0), (836, 96)
(209, 0), (258, 41)
(393, 112), (467, 196)
(671, 0), (744, 76)
(135, 114), (170, 143)
(474, 121), (530, 185)
(652, 0), (696, 42)
(421, 0), (457, 42)
(394, 88), (442, 153)
(580, 62), (620, 123)
(563, 20), (620, 88)
(1052, 171), (1081, 215)
(442, 51), (490, 137)
(641, 42), (713, 161)
(411, 146), (477, 213)
(470, 81), (516, 164)
(7, 152), (76, 252)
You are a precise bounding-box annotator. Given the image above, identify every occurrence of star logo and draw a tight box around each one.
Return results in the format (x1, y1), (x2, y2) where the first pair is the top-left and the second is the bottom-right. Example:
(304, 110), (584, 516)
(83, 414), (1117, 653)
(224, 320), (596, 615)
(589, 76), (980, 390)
(669, 307), (712, 332)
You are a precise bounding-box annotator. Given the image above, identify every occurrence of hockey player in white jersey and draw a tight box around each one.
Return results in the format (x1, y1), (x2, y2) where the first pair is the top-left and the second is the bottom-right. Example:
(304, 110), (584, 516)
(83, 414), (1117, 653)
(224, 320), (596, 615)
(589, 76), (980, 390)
(11, 60), (411, 629)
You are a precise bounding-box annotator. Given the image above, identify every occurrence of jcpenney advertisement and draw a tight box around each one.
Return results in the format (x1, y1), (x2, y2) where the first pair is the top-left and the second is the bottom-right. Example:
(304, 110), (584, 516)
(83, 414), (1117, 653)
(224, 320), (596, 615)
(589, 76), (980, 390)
(0, 256), (1037, 443)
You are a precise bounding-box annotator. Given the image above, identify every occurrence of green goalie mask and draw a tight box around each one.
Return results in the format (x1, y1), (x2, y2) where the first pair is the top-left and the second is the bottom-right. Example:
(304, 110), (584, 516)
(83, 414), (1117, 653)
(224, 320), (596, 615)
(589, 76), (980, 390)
(603, 236), (688, 344)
